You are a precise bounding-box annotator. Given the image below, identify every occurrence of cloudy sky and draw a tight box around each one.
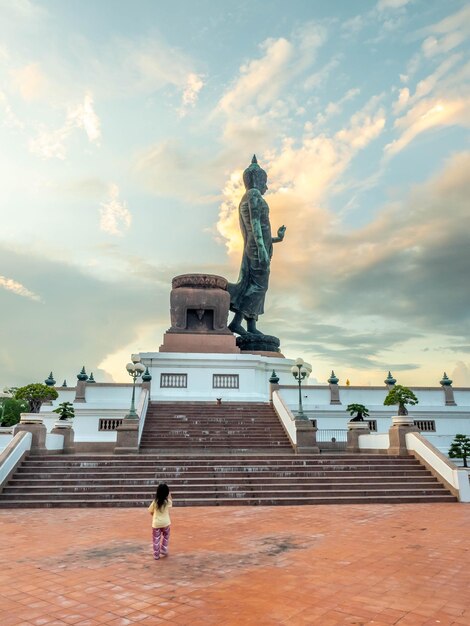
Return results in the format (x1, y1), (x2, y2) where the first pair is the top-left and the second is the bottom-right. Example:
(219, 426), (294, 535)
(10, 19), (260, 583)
(0, 0), (469, 387)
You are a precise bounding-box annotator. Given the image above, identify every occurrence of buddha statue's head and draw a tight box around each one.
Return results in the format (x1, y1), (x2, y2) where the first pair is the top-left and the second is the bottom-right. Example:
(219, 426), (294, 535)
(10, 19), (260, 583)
(243, 155), (268, 194)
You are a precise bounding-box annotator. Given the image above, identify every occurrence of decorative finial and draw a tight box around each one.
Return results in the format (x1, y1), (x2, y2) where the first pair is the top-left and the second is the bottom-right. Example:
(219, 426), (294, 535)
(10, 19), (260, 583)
(440, 372), (452, 386)
(269, 370), (280, 384)
(142, 366), (152, 382)
(77, 366), (88, 381)
(62, 380), (67, 388)
(328, 370), (339, 384)
(384, 371), (396, 386)
(45, 372), (56, 386)
(88, 372), (96, 383)
(252, 154), (257, 164)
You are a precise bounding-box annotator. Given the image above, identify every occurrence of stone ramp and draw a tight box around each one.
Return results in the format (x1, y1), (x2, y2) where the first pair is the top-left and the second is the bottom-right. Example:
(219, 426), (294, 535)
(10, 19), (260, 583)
(139, 401), (294, 451)
(0, 454), (457, 507)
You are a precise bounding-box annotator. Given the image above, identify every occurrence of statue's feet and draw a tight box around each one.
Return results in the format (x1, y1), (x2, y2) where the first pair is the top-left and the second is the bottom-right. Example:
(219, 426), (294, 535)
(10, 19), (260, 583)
(246, 320), (265, 336)
(228, 321), (247, 336)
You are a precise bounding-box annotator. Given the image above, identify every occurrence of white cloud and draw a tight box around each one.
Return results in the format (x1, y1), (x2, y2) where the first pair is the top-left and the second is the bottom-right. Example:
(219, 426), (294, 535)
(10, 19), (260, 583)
(217, 37), (294, 117)
(341, 15), (364, 36)
(10, 62), (46, 100)
(385, 96), (470, 158)
(315, 88), (361, 126)
(29, 91), (101, 159)
(0, 90), (24, 129)
(304, 56), (341, 91)
(0, 275), (41, 301)
(0, 0), (46, 21)
(392, 87), (410, 114)
(99, 184), (132, 236)
(178, 72), (205, 117)
(68, 91), (101, 143)
(451, 362), (470, 386)
(376, 0), (411, 11)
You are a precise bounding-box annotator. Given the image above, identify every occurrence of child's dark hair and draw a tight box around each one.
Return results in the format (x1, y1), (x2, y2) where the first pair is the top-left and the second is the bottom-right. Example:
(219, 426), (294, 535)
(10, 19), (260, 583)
(155, 483), (170, 510)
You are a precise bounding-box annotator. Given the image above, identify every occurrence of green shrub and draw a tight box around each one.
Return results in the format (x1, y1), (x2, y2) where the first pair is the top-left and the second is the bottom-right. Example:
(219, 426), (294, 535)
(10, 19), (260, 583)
(14, 383), (58, 413)
(0, 398), (28, 427)
(448, 434), (470, 468)
(384, 385), (418, 416)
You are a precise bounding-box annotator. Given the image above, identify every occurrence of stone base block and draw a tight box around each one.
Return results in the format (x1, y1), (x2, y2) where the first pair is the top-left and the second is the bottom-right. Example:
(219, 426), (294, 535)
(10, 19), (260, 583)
(51, 425), (75, 454)
(295, 420), (320, 454)
(160, 332), (240, 354)
(347, 421), (370, 453)
(115, 419), (140, 454)
(388, 420), (419, 456)
(13, 423), (47, 454)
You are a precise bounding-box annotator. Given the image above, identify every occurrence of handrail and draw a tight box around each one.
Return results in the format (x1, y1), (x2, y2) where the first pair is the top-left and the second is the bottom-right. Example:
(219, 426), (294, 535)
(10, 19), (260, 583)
(406, 432), (470, 502)
(137, 388), (150, 445)
(272, 390), (296, 446)
(0, 431), (32, 491)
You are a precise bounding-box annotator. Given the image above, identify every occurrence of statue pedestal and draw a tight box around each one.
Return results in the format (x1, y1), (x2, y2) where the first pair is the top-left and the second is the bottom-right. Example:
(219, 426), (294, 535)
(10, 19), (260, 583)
(159, 274), (240, 354)
(160, 333), (239, 354)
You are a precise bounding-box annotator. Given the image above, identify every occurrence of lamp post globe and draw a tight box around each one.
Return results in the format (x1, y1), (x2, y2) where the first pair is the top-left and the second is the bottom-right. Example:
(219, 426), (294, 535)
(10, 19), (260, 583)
(291, 358), (311, 420)
(125, 360), (146, 419)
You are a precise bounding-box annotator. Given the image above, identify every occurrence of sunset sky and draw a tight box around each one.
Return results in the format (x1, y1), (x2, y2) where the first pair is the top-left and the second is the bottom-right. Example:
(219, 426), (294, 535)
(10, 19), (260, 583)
(0, 0), (469, 387)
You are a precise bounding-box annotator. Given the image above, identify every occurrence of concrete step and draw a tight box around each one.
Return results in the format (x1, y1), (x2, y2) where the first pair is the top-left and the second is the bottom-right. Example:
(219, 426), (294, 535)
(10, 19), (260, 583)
(0, 494), (457, 508)
(2, 482), (448, 495)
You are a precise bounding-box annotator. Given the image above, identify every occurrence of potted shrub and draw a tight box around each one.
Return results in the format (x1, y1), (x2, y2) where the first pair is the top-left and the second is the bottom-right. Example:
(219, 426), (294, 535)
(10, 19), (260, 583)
(53, 401), (75, 427)
(15, 383), (59, 423)
(346, 403), (369, 422)
(384, 384), (418, 417)
(448, 434), (470, 468)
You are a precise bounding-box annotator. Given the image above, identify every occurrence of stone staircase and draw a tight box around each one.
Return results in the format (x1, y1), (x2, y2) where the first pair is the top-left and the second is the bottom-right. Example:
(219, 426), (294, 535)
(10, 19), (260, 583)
(0, 401), (457, 507)
(139, 401), (293, 451)
(0, 454), (456, 508)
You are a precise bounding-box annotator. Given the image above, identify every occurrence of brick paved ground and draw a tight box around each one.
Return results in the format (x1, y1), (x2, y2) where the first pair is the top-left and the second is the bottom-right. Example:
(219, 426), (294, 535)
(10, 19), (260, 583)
(0, 504), (469, 625)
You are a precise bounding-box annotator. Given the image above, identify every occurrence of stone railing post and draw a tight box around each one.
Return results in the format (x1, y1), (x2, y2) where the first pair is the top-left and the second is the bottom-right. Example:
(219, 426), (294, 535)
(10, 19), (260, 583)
(115, 419), (139, 454)
(346, 421), (370, 453)
(295, 419), (319, 454)
(328, 371), (341, 405)
(388, 415), (419, 456)
(74, 380), (87, 403)
(13, 420), (47, 454)
(51, 424), (75, 454)
(440, 373), (456, 406)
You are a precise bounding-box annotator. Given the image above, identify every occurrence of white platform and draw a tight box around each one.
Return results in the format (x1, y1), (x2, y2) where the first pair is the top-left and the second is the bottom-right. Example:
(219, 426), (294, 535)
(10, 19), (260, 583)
(138, 351), (294, 402)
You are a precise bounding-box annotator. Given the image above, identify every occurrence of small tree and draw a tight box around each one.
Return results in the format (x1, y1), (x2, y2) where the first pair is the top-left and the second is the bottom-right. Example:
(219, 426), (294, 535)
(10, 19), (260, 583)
(384, 384), (418, 416)
(53, 401), (75, 421)
(14, 383), (58, 413)
(346, 403), (369, 422)
(448, 434), (470, 468)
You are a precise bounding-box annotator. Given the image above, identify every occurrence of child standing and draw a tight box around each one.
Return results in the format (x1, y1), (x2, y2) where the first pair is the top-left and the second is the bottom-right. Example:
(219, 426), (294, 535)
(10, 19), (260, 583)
(148, 483), (172, 560)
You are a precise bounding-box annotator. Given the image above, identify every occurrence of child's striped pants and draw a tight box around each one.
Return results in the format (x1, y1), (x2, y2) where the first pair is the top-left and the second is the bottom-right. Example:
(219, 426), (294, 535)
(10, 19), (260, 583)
(152, 525), (170, 559)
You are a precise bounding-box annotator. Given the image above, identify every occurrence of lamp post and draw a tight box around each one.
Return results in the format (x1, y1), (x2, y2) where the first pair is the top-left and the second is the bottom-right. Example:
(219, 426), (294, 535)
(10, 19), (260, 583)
(125, 356), (145, 419)
(291, 358), (311, 420)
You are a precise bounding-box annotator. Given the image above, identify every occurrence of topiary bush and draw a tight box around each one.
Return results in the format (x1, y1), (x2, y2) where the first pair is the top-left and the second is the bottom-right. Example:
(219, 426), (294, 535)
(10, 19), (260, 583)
(14, 383), (58, 413)
(346, 403), (369, 422)
(448, 434), (470, 468)
(384, 384), (418, 416)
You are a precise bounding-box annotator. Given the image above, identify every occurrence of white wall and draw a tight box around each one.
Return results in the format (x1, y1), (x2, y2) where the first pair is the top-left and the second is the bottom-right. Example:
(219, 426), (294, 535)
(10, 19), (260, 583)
(140, 352), (295, 402)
